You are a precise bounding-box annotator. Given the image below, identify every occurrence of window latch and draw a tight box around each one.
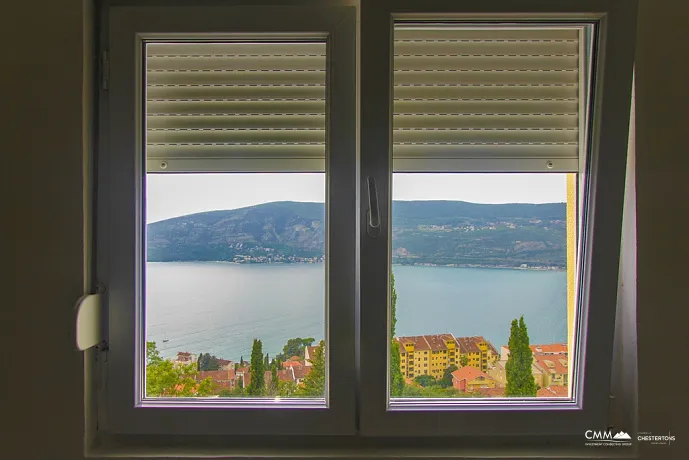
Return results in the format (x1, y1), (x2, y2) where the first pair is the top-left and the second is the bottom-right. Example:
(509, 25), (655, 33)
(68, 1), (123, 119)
(75, 292), (102, 351)
(366, 176), (381, 237)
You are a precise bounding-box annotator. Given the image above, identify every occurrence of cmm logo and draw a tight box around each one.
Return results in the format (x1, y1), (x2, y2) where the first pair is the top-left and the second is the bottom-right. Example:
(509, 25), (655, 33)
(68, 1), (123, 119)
(584, 430), (632, 446)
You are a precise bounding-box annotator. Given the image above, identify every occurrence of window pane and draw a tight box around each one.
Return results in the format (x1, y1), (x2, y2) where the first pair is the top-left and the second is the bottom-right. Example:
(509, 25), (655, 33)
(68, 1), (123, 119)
(145, 174), (327, 398)
(390, 173), (577, 399)
(143, 40), (327, 399)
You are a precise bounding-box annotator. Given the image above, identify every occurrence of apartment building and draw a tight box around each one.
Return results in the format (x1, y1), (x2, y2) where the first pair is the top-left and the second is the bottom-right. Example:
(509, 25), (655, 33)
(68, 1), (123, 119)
(396, 334), (498, 379)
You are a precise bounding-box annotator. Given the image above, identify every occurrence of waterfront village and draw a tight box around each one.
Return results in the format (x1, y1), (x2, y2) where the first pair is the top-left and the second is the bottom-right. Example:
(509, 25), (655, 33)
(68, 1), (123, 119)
(170, 335), (568, 398)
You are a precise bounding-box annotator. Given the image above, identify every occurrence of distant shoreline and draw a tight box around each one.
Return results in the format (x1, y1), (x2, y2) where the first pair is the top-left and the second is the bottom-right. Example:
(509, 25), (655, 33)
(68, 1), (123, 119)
(146, 259), (565, 272)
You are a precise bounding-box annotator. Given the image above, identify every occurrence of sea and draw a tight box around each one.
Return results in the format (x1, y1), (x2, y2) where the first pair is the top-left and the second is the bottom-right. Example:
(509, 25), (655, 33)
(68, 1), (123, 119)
(146, 262), (567, 361)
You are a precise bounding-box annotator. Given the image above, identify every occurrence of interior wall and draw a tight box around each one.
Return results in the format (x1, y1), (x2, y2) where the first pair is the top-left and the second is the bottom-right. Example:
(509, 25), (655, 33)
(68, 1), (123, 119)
(634, 0), (689, 458)
(4, 0), (688, 459)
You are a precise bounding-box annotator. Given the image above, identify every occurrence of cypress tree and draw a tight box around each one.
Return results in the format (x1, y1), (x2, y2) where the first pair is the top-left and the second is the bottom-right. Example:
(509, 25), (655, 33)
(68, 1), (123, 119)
(389, 273), (405, 397)
(505, 316), (537, 396)
(248, 339), (265, 396)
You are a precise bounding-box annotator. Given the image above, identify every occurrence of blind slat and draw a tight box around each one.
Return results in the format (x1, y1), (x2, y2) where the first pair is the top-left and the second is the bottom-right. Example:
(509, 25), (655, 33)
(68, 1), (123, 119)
(393, 25), (582, 172)
(146, 41), (326, 173)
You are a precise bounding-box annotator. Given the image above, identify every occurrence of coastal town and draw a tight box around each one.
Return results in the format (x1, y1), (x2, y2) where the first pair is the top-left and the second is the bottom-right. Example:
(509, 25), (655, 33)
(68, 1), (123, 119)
(170, 345), (320, 394)
(159, 335), (569, 398)
(396, 334), (569, 398)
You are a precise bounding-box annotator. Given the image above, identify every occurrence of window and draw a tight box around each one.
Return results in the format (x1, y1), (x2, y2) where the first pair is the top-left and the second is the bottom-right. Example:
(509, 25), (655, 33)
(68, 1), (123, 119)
(93, 0), (635, 452)
(358, 0), (635, 439)
(145, 41), (329, 400)
(99, 3), (356, 436)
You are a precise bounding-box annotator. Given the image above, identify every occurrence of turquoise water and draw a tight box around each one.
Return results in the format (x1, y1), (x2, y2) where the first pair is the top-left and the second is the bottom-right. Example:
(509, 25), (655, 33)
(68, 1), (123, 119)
(146, 262), (566, 361)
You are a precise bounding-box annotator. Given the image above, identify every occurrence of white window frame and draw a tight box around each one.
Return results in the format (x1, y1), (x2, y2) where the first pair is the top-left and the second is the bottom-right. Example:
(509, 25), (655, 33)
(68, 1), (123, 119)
(98, 2), (357, 436)
(358, 0), (636, 438)
(89, 0), (638, 454)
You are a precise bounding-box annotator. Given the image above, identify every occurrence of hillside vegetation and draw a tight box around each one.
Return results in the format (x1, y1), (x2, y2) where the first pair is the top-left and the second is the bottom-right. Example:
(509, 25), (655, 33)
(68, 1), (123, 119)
(147, 201), (567, 268)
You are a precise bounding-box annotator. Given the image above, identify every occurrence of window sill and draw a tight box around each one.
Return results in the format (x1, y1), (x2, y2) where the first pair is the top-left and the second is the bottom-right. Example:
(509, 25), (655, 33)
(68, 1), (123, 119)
(90, 433), (639, 459)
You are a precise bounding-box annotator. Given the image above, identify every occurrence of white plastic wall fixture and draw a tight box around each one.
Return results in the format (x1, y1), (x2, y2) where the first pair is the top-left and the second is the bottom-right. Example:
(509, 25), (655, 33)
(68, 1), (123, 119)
(75, 293), (102, 350)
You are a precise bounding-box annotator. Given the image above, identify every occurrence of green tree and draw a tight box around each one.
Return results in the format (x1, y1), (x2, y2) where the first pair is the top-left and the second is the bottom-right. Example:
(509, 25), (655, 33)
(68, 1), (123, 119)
(197, 353), (221, 371)
(389, 272), (405, 396)
(440, 364), (458, 388)
(268, 365), (279, 396)
(247, 338), (265, 396)
(413, 374), (437, 388)
(145, 342), (214, 397)
(459, 355), (469, 367)
(277, 380), (299, 397)
(505, 316), (537, 397)
(264, 353), (270, 368)
(297, 340), (325, 396)
(278, 337), (315, 361)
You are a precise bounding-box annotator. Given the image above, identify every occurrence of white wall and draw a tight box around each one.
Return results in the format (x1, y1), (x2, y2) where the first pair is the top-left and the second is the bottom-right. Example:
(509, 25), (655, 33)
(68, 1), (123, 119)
(5, 0), (689, 458)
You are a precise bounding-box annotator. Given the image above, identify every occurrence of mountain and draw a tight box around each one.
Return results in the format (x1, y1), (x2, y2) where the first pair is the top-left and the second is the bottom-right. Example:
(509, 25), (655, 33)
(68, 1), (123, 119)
(147, 200), (567, 268)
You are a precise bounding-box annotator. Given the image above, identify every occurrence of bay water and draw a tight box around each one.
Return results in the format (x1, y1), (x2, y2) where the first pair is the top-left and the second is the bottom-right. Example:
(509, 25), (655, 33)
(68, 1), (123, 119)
(146, 262), (567, 361)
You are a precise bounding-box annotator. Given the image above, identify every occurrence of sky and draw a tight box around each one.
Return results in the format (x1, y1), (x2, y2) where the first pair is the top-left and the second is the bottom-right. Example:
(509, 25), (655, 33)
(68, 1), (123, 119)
(146, 173), (567, 223)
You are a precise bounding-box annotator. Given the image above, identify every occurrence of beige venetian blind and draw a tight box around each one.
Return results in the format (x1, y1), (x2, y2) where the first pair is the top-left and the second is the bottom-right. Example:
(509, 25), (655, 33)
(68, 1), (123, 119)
(393, 26), (583, 172)
(145, 41), (326, 172)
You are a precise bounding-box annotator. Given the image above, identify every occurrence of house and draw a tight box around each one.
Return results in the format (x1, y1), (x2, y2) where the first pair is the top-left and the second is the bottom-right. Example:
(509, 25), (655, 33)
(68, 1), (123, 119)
(497, 343), (568, 390)
(196, 369), (236, 393)
(537, 385), (569, 398)
(532, 356), (569, 387)
(174, 351), (197, 366)
(292, 366), (311, 385)
(451, 367), (496, 392)
(304, 346), (317, 366)
(216, 359), (233, 371)
(282, 359), (305, 370)
(488, 359), (546, 389)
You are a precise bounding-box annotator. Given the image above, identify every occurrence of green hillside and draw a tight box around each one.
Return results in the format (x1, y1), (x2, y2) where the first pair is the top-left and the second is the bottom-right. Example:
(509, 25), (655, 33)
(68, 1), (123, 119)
(147, 200), (567, 268)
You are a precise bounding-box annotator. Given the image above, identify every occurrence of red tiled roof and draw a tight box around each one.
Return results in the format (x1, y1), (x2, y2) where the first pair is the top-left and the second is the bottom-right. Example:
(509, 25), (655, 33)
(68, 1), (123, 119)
(196, 370), (235, 382)
(305, 346), (317, 360)
(236, 366), (250, 374)
(216, 358), (232, 366)
(530, 343), (568, 354)
(470, 336), (499, 355)
(177, 352), (192, 357)
(474, 387), (505, 397)
(289, 355), (302, 361)
(455, 336), (481, 354)
(397, 335), (431, 351)
(396, 334), (456, 352)
(537, 385), (569, 397)
(282, 360), (304, 368)
(277, 369), (294, 382)
(425, 334), (455, 351)
(533, 357), (568, 375)
(292, 366), (311, 380)
(452, 366), (493, 383)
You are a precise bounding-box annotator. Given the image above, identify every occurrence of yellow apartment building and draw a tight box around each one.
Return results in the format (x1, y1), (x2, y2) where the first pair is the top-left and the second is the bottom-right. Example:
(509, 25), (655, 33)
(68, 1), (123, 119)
(397, 334), (498, 380)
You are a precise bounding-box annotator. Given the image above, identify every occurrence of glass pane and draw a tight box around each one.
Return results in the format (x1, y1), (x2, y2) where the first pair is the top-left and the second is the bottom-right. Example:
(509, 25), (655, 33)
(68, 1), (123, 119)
(145, 174), (327, 398)
(143, 40), (328, 399)
(390, 173), (577, 399)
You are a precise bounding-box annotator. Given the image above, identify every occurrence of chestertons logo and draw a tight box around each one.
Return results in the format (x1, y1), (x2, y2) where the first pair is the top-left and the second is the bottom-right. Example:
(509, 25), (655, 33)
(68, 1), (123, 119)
(584, 430), (633, 447)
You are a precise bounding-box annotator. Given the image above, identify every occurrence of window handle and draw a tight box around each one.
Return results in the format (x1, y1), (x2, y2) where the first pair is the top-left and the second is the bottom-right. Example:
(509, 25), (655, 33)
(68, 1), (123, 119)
(366, 176), (381, 237)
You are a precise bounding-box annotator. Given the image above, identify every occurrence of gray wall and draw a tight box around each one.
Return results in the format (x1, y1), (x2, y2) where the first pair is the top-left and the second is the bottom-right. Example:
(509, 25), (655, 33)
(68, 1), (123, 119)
(5, 0), (688, 458)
